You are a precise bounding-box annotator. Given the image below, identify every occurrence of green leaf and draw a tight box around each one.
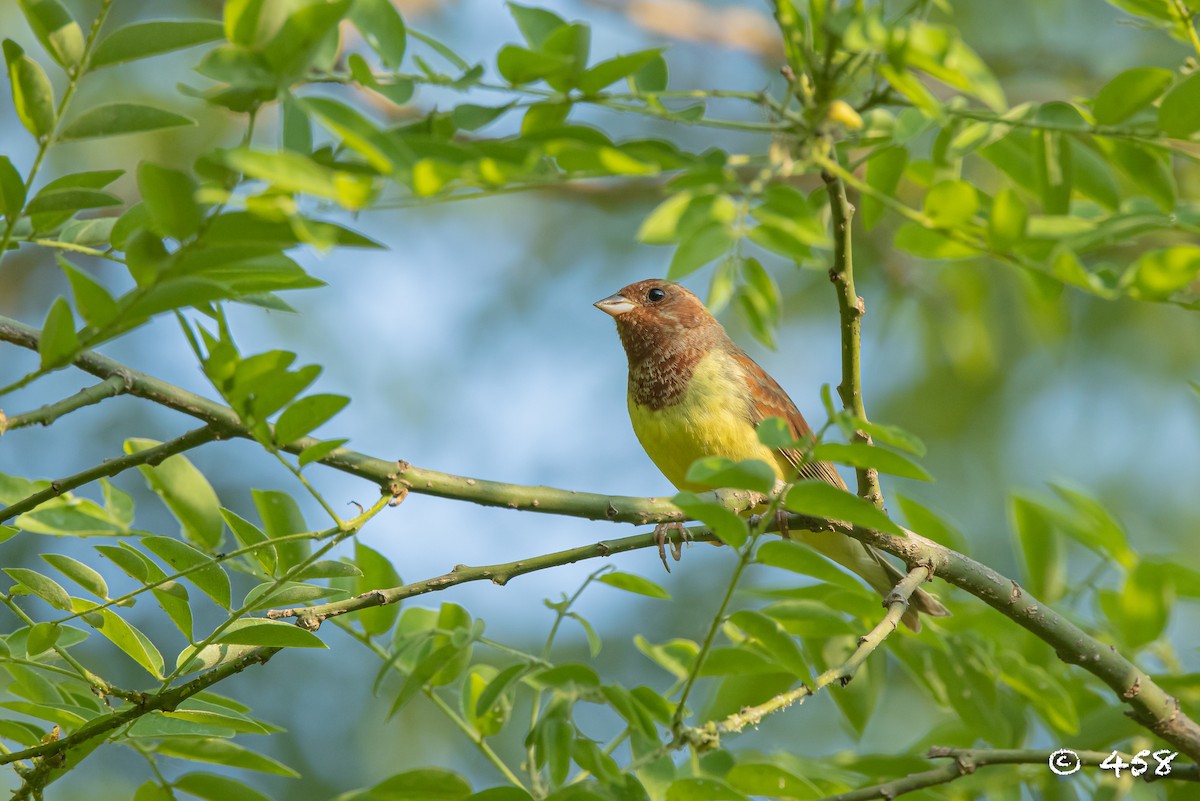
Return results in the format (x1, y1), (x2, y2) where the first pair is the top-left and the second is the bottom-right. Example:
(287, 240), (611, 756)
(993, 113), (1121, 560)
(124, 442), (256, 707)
(72, 597), (164, 678)
(172, 773), (272, 801)
(213, 618), (326, 648)
(665, 778), (746, 801)
(153, 737), (299, 776)
(126, 439), (224, 550)
(221, 507), (275, 576)
(223, 148), (374, 210)
(637, 191), (693, 244)
(756, 539), (862, 591)
(1125, 247), (1200, 301)
(474, 662), (527, 717)
(138, 162), (201, 240)
(1011, 495), (1067, 604)
(520, 100), (569, 133)
(26, 621), (61, 657)
(529, 663), (600, 689)
(597, 571), (670, 600)
(349, 0), (406, 68)
(507, 3), (566, 48)
(4, 567), (73, 611)
(251, 489), (310, 573)
(1103, 140), (1175, 212)
(143, 536), (231, 609)
(242, 581), (342, 612)
(354, 540), (401, 635)
(295, 560), (361, 579)
(453, 102), (514, 131)
(784, 481), (905, 536)
(633, 636), (697, 680)
(60, 103), (196, 141)
(727, 609), (807, 676)
(18, 0), (83, 69)
(59, 256), (118, 328)
(0, 155), (25, 218)
(297, 437), (348, 468)
(996, 652), (1079, 734)
(862, 146), (907, 230)
(567, 612), (602, 657)
(3, 39), (56, 138)
(41, 553), (108, 598)
(893, 222), (979, 260)
(811, 443), (932, 482)
(372, 768), (472, 800)
(923, 180), (978, 227)
(274, 393), (349, 444)
(763, 599), (856, 638)
(1049, 484), (1136, 568)
(579, 49), (663, 93)
(668, 221), (733, 279)
(300, 96), (394, 173)
(988, 187), (1028, 250)
(90, 20), (224, 68)
(24, 187), (121, 215)
(1158, 72), (1200, 139)
(389, 642), (460, 715)
(496, 45), (572, 85)
(1094, 66), (1173, 125)
(38, 296), (77, 369)
(672, 491), (748, 547)
(894, 493), (967, 552)
(1100, 561), (1171, 650)
(684, 457), (776, 494)
(260, 0), (351, 80)
(725, 764), (813, 799)
(630, 51), (667, 92)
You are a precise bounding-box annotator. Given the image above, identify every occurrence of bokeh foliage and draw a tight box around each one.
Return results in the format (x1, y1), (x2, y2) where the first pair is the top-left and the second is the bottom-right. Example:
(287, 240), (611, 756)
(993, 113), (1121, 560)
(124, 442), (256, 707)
(1, 1), (1200, 800)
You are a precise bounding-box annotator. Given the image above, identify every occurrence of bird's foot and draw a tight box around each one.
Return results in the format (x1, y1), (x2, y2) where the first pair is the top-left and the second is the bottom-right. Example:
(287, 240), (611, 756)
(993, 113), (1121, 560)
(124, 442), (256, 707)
(775, 509), (790, 540)
(654, 522), (688, 573)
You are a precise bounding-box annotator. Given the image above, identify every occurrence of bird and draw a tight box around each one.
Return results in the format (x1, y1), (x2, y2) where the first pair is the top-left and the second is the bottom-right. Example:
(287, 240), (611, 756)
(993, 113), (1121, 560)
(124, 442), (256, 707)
(595, 277), (949, 631)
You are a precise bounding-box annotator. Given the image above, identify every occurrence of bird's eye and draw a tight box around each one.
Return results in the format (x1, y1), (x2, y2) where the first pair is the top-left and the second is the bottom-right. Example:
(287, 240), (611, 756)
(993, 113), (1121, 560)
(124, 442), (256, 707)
(647, 288), (666, 303)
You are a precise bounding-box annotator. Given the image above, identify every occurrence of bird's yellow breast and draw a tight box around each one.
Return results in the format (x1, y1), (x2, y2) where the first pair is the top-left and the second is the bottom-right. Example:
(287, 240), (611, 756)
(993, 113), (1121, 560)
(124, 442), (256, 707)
(628, 349), (783, 491)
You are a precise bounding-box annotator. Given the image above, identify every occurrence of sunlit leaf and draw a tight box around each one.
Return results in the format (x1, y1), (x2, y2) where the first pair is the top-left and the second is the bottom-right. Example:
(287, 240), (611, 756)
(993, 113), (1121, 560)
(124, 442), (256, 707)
(598, 571), (670, 600)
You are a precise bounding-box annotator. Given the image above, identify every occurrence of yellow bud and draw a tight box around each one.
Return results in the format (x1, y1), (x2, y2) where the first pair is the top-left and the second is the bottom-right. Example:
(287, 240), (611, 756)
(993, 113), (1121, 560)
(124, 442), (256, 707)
(827, 99), (864, 131)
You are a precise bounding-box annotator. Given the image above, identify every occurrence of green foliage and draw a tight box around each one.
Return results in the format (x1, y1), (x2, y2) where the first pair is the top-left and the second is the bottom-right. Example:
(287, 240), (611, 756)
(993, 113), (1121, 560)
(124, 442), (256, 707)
(1, 1), (1199, 800)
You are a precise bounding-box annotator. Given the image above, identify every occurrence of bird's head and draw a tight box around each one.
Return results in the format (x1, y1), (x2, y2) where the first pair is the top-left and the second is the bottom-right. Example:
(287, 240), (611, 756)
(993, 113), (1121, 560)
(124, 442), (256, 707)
(594, 279), (722, 363)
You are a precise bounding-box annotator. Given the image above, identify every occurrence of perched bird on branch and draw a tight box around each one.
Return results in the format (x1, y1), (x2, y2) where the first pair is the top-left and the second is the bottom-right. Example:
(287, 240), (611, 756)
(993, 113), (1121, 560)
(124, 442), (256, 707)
(595, 278), (948, 631)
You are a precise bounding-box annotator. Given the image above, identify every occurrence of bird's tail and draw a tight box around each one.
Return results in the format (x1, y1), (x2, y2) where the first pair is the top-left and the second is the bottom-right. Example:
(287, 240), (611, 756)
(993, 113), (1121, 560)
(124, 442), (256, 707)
(788, 527), (950, 633)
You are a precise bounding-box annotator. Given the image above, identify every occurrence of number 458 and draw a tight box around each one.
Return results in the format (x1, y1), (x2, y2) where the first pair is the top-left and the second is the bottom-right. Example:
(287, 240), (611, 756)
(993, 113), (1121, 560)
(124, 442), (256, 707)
(1099, 749), (1177, 777)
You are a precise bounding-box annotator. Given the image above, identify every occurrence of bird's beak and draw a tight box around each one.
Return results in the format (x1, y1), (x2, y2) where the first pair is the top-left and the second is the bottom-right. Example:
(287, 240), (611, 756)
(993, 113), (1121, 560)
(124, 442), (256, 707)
(594, 293), (635, 317)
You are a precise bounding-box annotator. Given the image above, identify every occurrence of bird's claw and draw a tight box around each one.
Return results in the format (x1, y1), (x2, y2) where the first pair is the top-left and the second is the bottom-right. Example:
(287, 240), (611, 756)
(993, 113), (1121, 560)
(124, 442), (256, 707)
(654, 522), (688, 573)
(775, 509), (790, 540)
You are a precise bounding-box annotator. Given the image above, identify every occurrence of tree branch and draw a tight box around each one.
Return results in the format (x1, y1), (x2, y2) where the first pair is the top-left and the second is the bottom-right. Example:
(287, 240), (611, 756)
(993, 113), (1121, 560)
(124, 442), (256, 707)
(267, 526), (714, 622)
(0, 425), (219, 523)
(714, 565), (927, 735)
(2, 315), (1199, 760)
(0, 375), (128, 432)
(822, 157), (883, 506)
(811, 746), (1199, 801)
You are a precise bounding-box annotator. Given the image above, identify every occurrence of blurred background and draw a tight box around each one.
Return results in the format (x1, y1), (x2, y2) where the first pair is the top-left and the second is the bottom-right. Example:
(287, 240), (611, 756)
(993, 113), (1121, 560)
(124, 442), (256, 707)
(2, 0), (1199, 798)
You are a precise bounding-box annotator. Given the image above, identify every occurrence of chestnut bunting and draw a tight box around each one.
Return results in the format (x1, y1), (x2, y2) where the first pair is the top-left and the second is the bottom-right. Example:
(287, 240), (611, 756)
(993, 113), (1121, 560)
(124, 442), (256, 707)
(596, 278), (948, 631)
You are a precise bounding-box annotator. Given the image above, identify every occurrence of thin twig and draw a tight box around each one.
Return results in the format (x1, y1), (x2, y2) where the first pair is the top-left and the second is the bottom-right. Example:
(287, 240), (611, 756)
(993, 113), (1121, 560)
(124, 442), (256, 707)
(0, 426), (220, 523)
(822, 152), (883, 505)
(1, 375), (127, 431)
(715, 566), (927, 734)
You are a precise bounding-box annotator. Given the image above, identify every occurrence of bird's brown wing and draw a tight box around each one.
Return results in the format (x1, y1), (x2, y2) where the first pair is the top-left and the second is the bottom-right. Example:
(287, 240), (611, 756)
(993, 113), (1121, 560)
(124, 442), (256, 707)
(735, 348), (846, 489)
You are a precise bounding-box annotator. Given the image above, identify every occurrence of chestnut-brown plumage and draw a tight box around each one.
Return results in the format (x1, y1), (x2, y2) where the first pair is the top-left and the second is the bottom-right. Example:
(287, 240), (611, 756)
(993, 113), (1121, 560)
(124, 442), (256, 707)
(596, 278), (948, 630)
